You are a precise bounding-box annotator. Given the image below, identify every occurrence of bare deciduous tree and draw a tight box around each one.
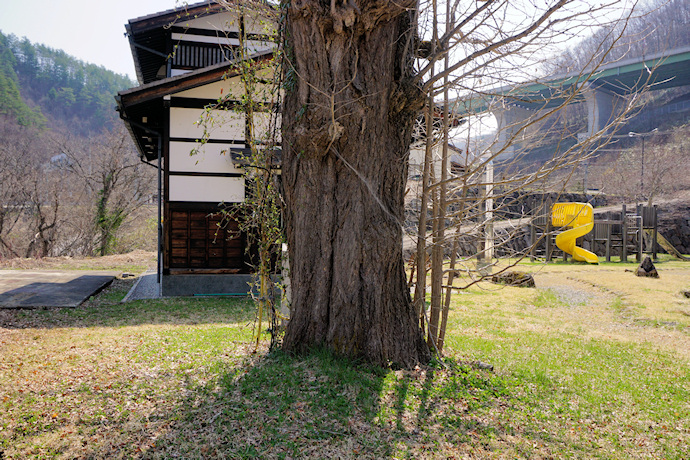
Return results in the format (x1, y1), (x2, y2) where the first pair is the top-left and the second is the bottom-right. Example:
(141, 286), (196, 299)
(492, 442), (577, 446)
(591, 125), (690, 204)
(0, 118), (154, 259)
(23, 171), (62, 258)
(57, 125), (155, 256)
(0, 119), (48, 258)
(0, 122), (30, 258)
(408, 0), (684, 353)
(278, 0), (643, 366)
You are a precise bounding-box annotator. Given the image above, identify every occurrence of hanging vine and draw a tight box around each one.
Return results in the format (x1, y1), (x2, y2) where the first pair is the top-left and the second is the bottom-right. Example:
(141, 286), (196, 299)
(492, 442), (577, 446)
(191, 0), (286, 351)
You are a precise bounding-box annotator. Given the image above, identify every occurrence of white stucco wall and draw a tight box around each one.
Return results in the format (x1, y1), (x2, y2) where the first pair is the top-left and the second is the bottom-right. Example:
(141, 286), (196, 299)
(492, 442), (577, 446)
(168, 142), (243, 174)
(169, 176), (244, 203)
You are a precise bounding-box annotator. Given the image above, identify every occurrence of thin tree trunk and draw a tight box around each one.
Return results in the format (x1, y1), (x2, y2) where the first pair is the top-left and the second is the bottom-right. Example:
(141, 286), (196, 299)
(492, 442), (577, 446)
(434, 0), (452, 352)
(428, 149), (442, 347)
(437, 235), (458, 352)
(282, 0), (430, 367)
(413, 102), (434, 326)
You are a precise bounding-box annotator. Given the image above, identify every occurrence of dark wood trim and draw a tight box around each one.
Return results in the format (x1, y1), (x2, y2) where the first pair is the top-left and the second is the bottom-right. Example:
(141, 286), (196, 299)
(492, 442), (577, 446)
(169, 137), (248, 145)
(120, 64), (238, 106)
(169, 268), (242, 275)
(170, 97), (275, 112)
(128, 3), (226, 35)
(165, 27), (172, 79)
(163, 199), (170, 275)
(171, 26), (240, 39)
(163, 106), (171, 271)
(118, 53), (274, 107)
(247, 33), (275, 42)
(170, 97), (242, 110)
(166, 201), (237, 210)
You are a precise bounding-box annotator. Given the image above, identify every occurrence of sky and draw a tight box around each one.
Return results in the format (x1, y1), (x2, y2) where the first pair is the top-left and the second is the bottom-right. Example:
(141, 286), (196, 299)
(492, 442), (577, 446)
(0, 0), (182, 80)
(0, 0), (634, 83)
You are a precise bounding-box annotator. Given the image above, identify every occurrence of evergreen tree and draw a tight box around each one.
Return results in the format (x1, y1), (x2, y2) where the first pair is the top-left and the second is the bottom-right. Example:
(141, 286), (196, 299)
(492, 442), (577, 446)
(0, 32), (45, 127)
(0, 31), (135, 133)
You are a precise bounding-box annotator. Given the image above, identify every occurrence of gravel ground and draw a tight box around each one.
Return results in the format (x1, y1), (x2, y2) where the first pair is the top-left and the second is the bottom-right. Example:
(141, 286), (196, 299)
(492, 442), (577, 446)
(545, 285), (594, 306)
(122, 270), (161, 301)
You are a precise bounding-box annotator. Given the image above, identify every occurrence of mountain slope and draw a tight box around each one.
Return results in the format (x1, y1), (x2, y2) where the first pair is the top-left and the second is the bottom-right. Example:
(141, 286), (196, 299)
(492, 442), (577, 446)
(0, 31), (135, 134)
(0, 32), (46, 127)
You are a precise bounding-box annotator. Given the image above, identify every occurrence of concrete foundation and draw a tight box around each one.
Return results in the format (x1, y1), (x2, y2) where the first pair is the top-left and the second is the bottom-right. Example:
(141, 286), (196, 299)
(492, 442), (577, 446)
(162, 274), (254, 297)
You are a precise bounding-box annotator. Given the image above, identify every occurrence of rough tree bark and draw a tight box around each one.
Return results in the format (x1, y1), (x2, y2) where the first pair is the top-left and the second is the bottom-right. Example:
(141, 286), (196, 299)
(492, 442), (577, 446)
(281, 0), (431, 367)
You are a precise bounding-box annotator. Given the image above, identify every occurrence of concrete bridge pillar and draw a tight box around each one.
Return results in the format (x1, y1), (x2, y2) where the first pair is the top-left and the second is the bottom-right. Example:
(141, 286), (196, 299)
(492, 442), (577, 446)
(583, 83), (626, 136)
(490, 103), (533, 159)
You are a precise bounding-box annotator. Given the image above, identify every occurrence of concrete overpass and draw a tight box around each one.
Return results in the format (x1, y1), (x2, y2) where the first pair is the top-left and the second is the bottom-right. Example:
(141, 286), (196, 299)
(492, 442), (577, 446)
(453, 45), (690, 157)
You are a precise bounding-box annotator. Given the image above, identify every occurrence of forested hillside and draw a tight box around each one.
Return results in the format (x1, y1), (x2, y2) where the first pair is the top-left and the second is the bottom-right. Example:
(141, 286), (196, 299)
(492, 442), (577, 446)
(546, 0), (690, 73)
(0, 31), (135, 133)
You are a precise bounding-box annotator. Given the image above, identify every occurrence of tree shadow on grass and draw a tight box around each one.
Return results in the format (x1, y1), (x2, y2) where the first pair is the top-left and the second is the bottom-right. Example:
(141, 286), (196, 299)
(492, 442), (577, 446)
(2, 342), (596, 459)
(119, 351), (585, 459)
(140, 349), (391, 459)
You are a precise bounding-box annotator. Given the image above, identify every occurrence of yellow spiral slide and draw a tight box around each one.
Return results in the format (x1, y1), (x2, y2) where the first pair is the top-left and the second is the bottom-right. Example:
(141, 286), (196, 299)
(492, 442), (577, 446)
(551, 202), (599, 264)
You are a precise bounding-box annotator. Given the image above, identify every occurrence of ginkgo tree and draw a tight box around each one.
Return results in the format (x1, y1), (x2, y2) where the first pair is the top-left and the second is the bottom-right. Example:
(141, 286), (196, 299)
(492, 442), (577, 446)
(277, 0), (646, 367)
(212, 0), (643, 367)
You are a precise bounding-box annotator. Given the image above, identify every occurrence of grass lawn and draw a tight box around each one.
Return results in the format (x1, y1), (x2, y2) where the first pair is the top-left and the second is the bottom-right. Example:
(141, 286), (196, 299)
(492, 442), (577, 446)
(1, 258), (689, 459)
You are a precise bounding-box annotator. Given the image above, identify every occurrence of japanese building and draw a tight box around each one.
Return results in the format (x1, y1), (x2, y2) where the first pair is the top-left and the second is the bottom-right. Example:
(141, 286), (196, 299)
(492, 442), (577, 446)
(116, 1), (277, 295)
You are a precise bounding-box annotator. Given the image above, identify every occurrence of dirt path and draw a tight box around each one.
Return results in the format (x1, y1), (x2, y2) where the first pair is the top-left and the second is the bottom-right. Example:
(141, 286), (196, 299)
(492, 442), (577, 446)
(533, 265), (690, 362)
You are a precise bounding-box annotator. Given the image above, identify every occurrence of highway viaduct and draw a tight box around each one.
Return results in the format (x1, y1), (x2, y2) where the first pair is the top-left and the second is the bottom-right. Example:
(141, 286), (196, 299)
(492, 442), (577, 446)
(452, 45), (690, 159)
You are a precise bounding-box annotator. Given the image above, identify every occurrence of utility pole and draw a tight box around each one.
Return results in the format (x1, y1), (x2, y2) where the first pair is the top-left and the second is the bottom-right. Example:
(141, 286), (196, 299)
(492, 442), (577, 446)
(628, 128), (657, 201)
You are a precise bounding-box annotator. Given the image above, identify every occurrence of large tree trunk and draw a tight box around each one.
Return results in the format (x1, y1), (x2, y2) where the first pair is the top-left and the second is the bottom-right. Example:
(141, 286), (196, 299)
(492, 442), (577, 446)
(282, 0), (430, 367)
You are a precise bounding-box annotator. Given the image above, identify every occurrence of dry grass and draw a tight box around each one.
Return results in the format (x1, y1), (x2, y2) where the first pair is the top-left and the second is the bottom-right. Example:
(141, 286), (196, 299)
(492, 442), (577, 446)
(520, 258), (690, 359)
(0, 279), (257, 459)
(1, 257), (689, 458)
(0, 250), (156, 272)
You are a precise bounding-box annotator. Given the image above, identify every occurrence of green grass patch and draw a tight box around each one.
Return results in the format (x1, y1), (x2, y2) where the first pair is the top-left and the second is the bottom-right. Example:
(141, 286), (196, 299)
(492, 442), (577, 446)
(2, 263), (690, 458)
(533, 288), (565, 308)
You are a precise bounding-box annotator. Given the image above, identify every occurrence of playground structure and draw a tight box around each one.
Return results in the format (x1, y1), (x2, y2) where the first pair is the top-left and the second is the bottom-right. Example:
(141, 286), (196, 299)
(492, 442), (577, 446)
(529, 203), (663, 263)
(551, 203), (598, 264)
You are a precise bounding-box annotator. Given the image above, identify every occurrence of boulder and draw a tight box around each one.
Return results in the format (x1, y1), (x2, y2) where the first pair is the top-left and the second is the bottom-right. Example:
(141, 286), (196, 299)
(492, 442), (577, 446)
(491, 271), (536, 287)
(635, 256), (659, 278)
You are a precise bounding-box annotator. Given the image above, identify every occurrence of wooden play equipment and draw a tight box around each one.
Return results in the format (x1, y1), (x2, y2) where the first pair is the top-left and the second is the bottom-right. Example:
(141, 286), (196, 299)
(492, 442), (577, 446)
(551, 203), (599, 264)
(530, 203), (668, 263)
(591, 204), (643, 262)
(635, 204), (690, 261)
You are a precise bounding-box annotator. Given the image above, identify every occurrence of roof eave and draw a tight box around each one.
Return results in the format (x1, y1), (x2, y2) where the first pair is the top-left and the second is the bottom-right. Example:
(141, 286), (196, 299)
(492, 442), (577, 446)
(115, 95), (155, 162)
(124, 23), (146, 86)
(127, 1), (225, 35)
(117, 50), (274, 108)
